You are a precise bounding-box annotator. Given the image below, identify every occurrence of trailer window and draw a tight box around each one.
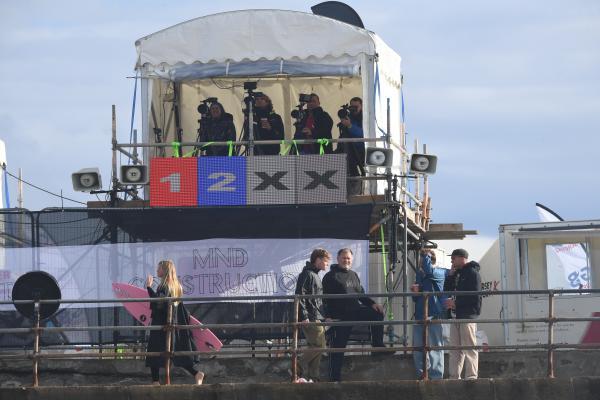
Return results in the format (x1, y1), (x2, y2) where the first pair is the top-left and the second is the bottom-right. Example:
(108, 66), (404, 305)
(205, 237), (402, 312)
(545, 243), (591, 293)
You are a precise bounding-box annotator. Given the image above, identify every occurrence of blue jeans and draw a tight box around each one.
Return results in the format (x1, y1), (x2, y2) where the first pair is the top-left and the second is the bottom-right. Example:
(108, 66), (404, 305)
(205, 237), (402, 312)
(412, 320), (444, 379)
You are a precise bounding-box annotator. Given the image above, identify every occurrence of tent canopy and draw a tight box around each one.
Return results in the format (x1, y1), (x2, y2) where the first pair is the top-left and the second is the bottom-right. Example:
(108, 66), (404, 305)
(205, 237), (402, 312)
(135, 9), (400, 85)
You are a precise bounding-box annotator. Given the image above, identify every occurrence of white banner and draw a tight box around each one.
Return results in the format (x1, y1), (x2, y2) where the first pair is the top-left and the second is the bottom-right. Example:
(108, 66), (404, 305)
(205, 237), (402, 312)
(0, 238), (368, 309)
(536, 205), (590, 289)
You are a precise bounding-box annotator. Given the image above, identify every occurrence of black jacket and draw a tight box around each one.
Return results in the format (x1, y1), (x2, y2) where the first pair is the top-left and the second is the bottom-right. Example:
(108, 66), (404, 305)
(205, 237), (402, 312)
(443, 261), (482, 319)
(198, 113), (236, 156)
(243, 108), (285, 155)
(295, 262), (324, 321)
(145, 285), (200, 370)
(293, 107), (333, 154)
(322, 264), (374, 319)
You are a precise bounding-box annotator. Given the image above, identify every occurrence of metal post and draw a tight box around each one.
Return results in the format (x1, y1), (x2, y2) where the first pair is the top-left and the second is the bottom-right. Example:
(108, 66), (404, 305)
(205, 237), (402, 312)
(17, 168), (23, 208)
(547, 291), (555, 378)
(421, 294), (429, 380)
(291, 297), (299, 382)
(247, 99), (254, 157)
(32, 301), (41, 387)
(402, 204), (409, 347)
(164, 299), (173, 385)
(111, 105), (118, 191)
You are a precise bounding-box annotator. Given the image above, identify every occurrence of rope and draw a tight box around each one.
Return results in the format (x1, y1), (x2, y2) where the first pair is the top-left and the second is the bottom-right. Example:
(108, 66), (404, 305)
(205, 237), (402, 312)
(1, 165), (85, 205)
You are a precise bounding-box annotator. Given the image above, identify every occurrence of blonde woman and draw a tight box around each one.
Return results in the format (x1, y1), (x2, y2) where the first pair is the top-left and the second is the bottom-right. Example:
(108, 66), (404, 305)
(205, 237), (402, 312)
(145, 260), (205, 385)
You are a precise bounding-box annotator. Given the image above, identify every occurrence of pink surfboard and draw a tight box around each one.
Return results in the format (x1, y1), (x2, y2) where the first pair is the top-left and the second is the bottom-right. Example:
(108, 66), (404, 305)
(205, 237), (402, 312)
(112, 282), (222, 352)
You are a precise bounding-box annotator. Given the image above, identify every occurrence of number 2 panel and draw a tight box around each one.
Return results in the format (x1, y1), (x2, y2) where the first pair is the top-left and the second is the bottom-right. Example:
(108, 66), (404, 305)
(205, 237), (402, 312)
(149, 158), (198, 207)
(198, 157), (247, 206)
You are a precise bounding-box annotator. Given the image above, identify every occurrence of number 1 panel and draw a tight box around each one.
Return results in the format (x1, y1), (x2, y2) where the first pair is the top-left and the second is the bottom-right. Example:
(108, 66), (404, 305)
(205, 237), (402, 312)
(149, 158), (198, 207)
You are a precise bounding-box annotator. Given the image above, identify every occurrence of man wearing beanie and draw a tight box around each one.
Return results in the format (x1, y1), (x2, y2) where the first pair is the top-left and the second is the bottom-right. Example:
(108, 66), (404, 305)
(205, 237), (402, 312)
(443, 248), (482, 379)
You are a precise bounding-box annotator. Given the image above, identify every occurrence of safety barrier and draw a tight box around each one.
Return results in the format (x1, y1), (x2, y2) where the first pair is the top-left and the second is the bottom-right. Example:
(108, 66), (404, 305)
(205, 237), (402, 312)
(1, 288), (599, 386)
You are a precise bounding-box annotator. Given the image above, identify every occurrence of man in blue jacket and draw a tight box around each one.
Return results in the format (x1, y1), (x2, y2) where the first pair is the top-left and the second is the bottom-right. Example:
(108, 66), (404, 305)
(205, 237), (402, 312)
(336, 97), (365, 195)
(443, 248), (482, 380)
(411, 249), (447, 379)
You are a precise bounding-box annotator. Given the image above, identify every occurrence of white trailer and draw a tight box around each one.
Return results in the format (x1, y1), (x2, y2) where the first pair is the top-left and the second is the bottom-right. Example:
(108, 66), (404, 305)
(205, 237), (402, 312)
(478, 220), (600, 346)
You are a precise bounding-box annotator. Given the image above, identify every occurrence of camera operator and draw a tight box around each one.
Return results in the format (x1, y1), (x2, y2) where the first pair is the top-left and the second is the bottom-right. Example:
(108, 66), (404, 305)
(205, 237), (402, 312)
(242, 93), (284, 155)
(197, 102), (236, 157)
(335, 97), (365, 195)
(293, 93), (333, 155)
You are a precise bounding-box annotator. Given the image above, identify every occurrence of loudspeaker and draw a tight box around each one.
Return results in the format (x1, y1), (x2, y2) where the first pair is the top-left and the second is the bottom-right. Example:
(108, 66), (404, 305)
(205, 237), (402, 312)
(365, 147), (393, 167)
(12, 271), (61, 320)
(71, 168), (102, 192)
(120, 165), (148, 185)
(409, 154), (437, 174)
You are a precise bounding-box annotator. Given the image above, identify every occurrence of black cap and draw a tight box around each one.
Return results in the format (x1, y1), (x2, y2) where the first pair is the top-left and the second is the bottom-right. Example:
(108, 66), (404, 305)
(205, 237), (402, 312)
(449, 248), (469, 258)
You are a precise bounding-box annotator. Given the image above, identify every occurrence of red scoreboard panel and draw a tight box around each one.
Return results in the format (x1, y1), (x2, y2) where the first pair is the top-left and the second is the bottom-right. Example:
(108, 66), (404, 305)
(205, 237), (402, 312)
(149, 158), (198, 207)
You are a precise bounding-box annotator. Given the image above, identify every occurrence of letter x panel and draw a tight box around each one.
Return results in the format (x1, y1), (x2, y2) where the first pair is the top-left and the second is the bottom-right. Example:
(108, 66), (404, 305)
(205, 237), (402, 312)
(296, 154), (347, 204)
(247, 156), (296, 205)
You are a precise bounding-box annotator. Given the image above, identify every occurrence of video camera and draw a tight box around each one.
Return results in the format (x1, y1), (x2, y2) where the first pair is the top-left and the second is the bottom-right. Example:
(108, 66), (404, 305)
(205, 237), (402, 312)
(242, 81), (264, 115)
(338, 103), (351, 119)
(338, 103), (358, 120)
(197, 97), (218, 119)
(290, 93), (311, 123)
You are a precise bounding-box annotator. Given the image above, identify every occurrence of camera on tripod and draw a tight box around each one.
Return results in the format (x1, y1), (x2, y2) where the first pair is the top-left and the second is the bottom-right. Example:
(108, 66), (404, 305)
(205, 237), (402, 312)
(197, 97), (218, 119)
(242, 81), (264, 115)
(291, 93), (311, 123)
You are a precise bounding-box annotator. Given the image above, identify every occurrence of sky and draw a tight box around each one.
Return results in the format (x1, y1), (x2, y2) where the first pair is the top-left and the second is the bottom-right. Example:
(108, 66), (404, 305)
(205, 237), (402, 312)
(1, 0), (599, 258)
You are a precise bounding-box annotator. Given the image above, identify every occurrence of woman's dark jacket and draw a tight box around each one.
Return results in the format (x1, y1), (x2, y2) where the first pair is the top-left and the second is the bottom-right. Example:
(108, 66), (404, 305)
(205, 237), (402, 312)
(243, 108), (285, 155)
(145, 285), (200, 370)
(198, 113), (236, 156)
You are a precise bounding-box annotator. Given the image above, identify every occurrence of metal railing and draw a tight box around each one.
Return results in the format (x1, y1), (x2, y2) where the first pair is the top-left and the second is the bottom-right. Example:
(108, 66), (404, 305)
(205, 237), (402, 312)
(3, 288), (599, 386)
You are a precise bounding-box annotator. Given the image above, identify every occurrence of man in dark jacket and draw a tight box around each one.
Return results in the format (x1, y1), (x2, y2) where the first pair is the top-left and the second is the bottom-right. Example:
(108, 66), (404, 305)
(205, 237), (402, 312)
(243, 93), (284, 155)
(443, 248), (482, 379)
(335, 97), (365, 195)
(293, 93), (333, 155)
(197, 102), (236, 156)
(323, 248), (387, 382)
(295, 248), (331, 382)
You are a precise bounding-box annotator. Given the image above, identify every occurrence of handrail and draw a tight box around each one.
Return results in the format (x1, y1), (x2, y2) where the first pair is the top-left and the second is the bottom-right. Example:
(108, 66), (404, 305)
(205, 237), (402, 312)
(116, 137), (389, 148)
(2, 288), (599, 386)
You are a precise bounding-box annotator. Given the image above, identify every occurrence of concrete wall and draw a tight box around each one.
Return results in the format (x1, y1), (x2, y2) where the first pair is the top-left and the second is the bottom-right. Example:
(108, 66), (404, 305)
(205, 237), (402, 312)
(0, 351), (599, 387)
(1, 378), (600, 400)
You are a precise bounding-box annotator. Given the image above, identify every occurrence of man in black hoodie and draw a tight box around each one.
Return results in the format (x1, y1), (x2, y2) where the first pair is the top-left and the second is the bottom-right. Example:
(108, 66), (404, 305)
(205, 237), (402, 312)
(323, 248), (387, 382)
(443, 248), (482, 380)
(295, 248), (331, 382)
(293, 93), (333, 155)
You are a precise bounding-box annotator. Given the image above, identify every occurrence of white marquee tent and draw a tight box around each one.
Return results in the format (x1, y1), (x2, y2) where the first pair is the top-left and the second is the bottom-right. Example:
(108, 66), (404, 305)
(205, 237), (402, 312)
(135, 9), (404, 169)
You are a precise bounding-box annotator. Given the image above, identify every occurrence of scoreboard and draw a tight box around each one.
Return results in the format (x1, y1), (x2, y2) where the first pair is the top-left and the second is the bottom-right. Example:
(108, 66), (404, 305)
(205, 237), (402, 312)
(150, 154), (347, 207)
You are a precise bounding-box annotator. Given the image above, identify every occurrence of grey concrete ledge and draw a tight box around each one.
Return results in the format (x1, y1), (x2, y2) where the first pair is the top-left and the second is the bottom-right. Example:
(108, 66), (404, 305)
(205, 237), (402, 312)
(1, 350), (599, 387)
(1, 378), (600, 400)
